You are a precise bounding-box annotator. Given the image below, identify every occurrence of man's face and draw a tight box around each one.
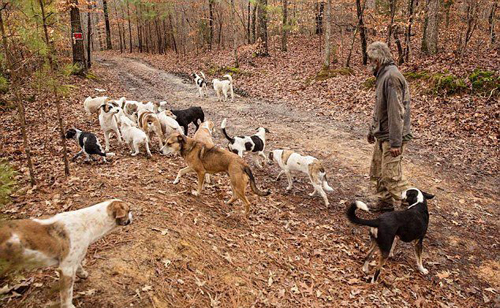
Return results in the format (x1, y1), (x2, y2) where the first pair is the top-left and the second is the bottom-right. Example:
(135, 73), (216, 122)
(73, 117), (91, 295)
(368, 58), (379, 75)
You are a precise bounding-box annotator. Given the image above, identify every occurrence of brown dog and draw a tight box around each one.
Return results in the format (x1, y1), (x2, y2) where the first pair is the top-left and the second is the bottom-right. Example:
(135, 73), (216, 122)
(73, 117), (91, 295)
(138, 110), (165, 154)
(163, 132), (270, 217)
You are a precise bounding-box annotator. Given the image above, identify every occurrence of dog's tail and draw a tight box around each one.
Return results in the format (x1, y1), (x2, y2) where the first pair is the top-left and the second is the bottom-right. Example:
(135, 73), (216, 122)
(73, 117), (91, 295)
(220, 118), (235, 143)
(322, 174), (334, 192)
(244, 166), (271, 196)
(224, 74), (234, 100)
(346, 201), (379, 228)
(200, 71), (206, 80)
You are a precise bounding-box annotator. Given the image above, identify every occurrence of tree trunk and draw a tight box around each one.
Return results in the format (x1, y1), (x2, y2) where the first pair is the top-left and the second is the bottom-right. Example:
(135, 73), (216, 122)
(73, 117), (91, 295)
(489, 3), (497, 45)
(103, 0), (112, 50)
(209, 0), (214, 50)
(169, 13), (178, 54)
(323, 0), (332, 68)
(404, 0), (415, 62)
(87, 3), (92, 68)
(282, 0), (288, 51)
(422, 0), (439, 55)
(258, 0), (269, 56)
(460, 0), (478, 57)
(231, 0), (238, 66)
(251, 3), (257, 43)
(126, 0), (133, 52)
(136, 4), (143, 52)
(247, 1), (251, 44)
(39, 0), (70, 178)
(387, 0), (396, 47)
(0, 7), (36, 185)
(394, 26), (404, 65)
(70, 0), (86, 72)
(315, 1), (324, 35)
(357, 0), (368, 65)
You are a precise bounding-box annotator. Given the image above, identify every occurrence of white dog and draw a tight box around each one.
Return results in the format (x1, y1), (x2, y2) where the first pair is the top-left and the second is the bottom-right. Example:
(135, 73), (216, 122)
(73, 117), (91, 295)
(99, 102), (122, 152)
(212, 74), (234, 101)
(268, 149), (334, 206)
(0, 199), (132, 308)
(157, 110), (183, 137)
(120, 116), (152, 157)
(193, 72), (208, 97)
(83, 96), (108, 119)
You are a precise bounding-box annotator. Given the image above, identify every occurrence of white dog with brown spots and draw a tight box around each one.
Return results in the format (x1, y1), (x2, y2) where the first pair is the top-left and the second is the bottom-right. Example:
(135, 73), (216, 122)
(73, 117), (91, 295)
(268, 149), (334, 206)
(0, 199), (132, 308)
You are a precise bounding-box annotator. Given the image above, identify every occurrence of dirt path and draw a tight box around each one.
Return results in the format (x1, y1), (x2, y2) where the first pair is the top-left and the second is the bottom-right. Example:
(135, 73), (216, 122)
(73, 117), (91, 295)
(5, 55), (499, 307)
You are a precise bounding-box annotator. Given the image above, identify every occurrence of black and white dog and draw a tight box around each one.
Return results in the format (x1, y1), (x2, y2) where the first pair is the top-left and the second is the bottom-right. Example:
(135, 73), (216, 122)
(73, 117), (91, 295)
(65, 128), (115, 163)
(347, 188), (434, 283)
(171, 106), (205, 135)
(192, 72), (208, 97)
(220, 118), (269, 168)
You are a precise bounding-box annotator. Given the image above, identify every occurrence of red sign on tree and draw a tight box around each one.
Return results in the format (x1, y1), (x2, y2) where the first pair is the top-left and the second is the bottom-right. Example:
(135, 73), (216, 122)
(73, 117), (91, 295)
(73, 32), (83, 40)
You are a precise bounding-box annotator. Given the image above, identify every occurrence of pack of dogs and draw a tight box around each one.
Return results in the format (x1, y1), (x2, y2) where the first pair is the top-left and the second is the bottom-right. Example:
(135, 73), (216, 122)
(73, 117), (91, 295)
(0, 71), (435, 307)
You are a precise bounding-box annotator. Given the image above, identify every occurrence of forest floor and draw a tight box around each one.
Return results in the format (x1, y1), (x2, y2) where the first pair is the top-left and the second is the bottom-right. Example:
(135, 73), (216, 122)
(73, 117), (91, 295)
(0, 53), (499, 307)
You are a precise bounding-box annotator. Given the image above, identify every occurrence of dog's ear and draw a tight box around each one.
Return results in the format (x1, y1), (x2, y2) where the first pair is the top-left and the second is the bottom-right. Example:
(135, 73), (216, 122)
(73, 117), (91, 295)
(177, 134), (186, 144)
(108, 200), (129, 220)
(265, 128), (270, 133)
(422, 191), (434, 200)
(268, 152), (274, 160)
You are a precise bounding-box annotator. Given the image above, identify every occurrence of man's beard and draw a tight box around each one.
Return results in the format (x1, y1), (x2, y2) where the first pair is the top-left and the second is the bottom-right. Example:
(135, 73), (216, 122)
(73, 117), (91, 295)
(371, 63), (378, 76)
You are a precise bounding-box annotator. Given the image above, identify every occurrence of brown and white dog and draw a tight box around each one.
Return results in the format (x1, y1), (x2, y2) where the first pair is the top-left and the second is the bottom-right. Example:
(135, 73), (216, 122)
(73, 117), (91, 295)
(0, 199), (132, 308)
(137, 110), (164, 154)
(268, 149), (334, 206)
(83, 96), (108, 120)
(173, 121), (215, 184)
(162, 132), (270, 217)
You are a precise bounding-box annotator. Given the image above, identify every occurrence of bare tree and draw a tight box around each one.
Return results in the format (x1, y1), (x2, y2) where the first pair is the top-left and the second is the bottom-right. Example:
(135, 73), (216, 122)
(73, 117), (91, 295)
(126, 0), (132, 52)
(257, 0), (269, 56)
(347, 0), (368, 67)
(489, 2), (497, 45)
(231, 0), (238, 66)
(282, 0), (288, 51)
(323, 0), (332, 68)
(70, 0), (86, 71)
(404, 0), (415, 62)
(459, 0), (479, 57)
(422, 0), (439, 55)
(87, 3), (92, 68)
(103, 0), (113, 49)
(0, 4), (36, 186)
(387, 0), (396, 47)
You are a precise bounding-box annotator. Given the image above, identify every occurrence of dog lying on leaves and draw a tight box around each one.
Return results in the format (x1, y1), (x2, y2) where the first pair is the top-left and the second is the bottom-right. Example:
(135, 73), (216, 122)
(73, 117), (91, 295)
(347, 188), (434, 283)
(0, 199), (132, 308)
(161, 132), (270, 217)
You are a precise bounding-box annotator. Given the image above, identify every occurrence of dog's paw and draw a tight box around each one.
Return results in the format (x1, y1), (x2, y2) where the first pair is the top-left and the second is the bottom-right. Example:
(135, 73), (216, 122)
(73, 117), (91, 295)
(418, 267), (429, 275)
(191, 190), (199, 196)
(76, 268), (89, 279)
(286, 186), (292, 191)
(173, 179), (180, 184)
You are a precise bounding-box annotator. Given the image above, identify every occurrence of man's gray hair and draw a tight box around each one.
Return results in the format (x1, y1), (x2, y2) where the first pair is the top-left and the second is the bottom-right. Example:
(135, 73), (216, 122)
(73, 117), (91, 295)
(367, 42), (393, 65)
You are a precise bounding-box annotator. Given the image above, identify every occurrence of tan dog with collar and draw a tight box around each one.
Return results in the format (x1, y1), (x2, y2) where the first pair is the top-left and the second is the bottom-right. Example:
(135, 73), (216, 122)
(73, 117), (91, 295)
(162, 132), (270, 217)
(0, 199), (132, 308)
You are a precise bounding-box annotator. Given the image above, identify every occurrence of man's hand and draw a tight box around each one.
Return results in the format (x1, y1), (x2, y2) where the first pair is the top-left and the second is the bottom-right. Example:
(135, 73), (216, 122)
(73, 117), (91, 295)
(389, 147), (401, 157)
(367, 133), (375, 144)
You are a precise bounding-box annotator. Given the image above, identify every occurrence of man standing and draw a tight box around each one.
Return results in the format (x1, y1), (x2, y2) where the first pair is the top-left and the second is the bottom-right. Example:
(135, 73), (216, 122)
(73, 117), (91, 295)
(367, 42), (411, 211)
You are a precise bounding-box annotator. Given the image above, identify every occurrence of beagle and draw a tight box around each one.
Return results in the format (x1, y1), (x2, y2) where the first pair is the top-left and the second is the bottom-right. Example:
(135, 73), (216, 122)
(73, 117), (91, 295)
(0, 199), (132, 308)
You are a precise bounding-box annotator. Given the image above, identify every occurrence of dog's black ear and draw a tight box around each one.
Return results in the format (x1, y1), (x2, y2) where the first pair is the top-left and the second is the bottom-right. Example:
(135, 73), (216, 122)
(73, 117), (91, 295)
(422, 191), (434, 200)
(265, 128), (270, 133)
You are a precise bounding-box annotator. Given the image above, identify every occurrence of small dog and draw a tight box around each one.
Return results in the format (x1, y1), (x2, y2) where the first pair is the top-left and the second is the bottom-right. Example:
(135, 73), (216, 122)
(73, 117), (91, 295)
(0, 199), (132, 308)
(161, 132), (270, 217)
(268, 149), (334, 206)
(173, 121), (215, 184)
(65, 128), (115, 163)
(212, 74), (234, 101)
(120, 115), (152, 157)
(193, 72), (208, 97)
(83, 96), (108, 119)
(99, 102), (122, 152)
(137, 109), (164, 153)
(171, 106), (205, 135)
(346, 188), (434, 283)
(221, 118), (269, 168)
